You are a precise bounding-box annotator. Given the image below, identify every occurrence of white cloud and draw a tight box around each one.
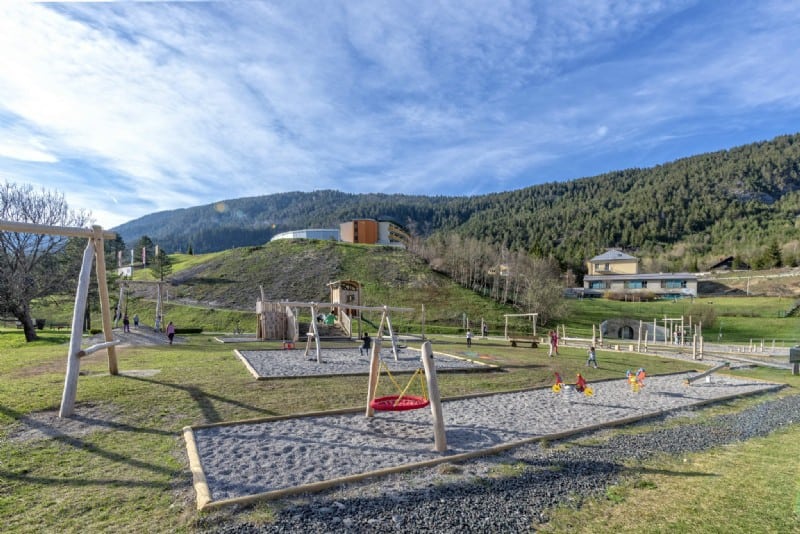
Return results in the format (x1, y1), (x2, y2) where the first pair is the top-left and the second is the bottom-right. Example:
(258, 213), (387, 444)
(0, 1), (799, 227)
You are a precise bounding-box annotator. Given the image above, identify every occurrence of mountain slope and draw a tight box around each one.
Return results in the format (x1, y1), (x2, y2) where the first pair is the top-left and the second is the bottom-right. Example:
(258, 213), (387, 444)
(114, 133), (800, 271)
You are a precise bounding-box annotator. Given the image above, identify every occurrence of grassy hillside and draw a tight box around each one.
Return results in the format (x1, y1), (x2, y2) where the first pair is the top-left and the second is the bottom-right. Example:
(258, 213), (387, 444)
(30, 240), (800, 343)
(123, 240), (519, 334)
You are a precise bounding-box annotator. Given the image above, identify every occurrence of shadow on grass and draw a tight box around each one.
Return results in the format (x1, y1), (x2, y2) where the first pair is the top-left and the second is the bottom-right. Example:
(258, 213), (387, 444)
(120, 374), (279, 424)
(0, 404), (179, 484)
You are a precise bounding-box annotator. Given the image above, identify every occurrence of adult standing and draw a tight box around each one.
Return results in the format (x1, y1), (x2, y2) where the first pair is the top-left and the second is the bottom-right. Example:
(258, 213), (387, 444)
(166, 321), (176, 345)
(123, 314), (130, 333)
(549, 330), (559, 357)
(466, 329), (473, 348)
(133, 313), (139, 329)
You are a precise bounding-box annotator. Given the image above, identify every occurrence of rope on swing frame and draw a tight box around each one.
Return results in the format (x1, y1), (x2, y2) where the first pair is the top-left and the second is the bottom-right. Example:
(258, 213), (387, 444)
(371, 359), (429, 411)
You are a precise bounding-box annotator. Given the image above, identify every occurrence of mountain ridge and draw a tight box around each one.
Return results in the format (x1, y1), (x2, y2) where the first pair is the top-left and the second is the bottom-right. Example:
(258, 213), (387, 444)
(114, 133), (800, 273)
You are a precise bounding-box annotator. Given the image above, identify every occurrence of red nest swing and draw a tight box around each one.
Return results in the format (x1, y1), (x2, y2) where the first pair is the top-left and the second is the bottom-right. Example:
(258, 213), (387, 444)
(370, 394), (430, 411)
(370, 366), (430, 411)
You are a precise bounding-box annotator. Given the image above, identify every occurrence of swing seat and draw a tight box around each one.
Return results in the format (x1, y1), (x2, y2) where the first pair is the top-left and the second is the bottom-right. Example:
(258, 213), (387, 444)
(370, 395), (430, 411)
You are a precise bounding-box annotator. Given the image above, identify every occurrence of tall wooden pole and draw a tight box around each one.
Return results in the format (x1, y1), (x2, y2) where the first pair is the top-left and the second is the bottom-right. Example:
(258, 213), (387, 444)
(60, 240), (94, 417)
(365, 337), (382, 417)
(421, 341), (447, 452)
(93, 226), (118, 375)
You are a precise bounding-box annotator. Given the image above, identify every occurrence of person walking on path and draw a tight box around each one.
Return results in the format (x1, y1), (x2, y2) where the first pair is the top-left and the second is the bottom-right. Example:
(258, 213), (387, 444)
(123, 314), (130, 333)
(586, 345), (598, 368)
(166, 321), (176, 345)
(360, 332), (372, 356)
(466, 329), (473, 347)
(133, 313), (139, 329)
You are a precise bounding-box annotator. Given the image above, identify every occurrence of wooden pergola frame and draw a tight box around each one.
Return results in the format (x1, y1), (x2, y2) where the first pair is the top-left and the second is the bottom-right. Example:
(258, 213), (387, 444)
(0, 220), (118, 417)
(503, 312), (538, 339)
(271, 301), (415, 363)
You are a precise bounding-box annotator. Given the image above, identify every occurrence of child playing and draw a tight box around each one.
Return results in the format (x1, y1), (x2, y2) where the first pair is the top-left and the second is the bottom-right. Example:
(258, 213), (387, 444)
(586, 345), (598, 368)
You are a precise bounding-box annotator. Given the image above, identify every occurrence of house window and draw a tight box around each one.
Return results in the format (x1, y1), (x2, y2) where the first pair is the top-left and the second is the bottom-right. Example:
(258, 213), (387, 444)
(589, 281), (607, 289)
(625, 280), (647, 289)
(662, 280), (687, 289)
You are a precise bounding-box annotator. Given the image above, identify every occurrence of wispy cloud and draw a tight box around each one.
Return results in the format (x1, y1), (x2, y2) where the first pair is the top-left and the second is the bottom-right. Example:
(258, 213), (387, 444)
(0, 1), (799, 228)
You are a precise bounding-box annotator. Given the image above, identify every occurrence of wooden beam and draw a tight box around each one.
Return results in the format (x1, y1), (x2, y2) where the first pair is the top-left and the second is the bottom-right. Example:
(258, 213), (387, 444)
(77, 340), (121, 358)
(0, 219), (115, 239)
(92, 227), (118, 375)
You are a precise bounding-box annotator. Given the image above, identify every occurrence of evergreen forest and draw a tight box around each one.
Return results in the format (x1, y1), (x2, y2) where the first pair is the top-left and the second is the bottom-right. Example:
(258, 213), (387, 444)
(113, 133), (800, 275)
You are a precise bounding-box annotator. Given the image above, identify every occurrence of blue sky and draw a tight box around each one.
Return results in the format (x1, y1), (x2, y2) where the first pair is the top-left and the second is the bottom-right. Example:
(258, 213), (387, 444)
(1, 1), (799, 229)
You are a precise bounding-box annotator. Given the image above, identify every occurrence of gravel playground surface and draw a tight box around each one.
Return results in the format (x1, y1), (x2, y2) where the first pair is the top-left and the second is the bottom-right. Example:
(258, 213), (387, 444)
(188, 372), (783, 510)
(234, 346), (492, 378)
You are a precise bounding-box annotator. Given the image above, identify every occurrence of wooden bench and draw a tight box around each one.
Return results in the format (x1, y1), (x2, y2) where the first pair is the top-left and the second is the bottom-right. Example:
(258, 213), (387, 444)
(509, 337), (538, 348)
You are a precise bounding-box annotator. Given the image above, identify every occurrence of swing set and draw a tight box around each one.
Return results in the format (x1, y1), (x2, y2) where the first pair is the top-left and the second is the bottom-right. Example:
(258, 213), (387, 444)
(369, 361), (430, 411)
(364, 309), (447, 452)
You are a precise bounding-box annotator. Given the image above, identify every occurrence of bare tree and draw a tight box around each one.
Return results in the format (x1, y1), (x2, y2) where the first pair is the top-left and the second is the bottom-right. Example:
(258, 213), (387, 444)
(0, 182), (90, 341)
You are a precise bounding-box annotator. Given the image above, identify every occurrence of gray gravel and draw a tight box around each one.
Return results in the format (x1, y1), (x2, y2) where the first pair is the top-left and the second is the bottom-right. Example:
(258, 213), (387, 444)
(189, 369), (793, 533)
(201, 392), (799, 533)
(234, 346), (491, 378)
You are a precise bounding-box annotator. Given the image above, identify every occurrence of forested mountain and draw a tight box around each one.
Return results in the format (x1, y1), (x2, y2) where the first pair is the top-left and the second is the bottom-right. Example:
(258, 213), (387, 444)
(114, 133), (800, 274)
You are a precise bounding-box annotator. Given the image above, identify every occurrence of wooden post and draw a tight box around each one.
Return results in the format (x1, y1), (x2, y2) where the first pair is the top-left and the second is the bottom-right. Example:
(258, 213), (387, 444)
(420, 341), (447, 452)
(308, 304), (321, 363)
(637, 320), (642, 352)
(681, 315), (685, 345)
(698, 322), (704, 360)
(92, 227), (118, 375)
(60, 240), (95, 417)
(592, 324), (596, 347)
(421, 303), (426, 340)
(114, 284), (124, 327)
(258, 285), (266, 340)
(598, 323), (602, 347)
(155, 282), (163, 332)
(365, 337), (382, 417)
(385, 308), (399, 361)
(692, 333), (697, 360)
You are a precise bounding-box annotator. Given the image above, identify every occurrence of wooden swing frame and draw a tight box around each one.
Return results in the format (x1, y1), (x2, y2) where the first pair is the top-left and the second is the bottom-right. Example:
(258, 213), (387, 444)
(0, 220), (119, 417)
